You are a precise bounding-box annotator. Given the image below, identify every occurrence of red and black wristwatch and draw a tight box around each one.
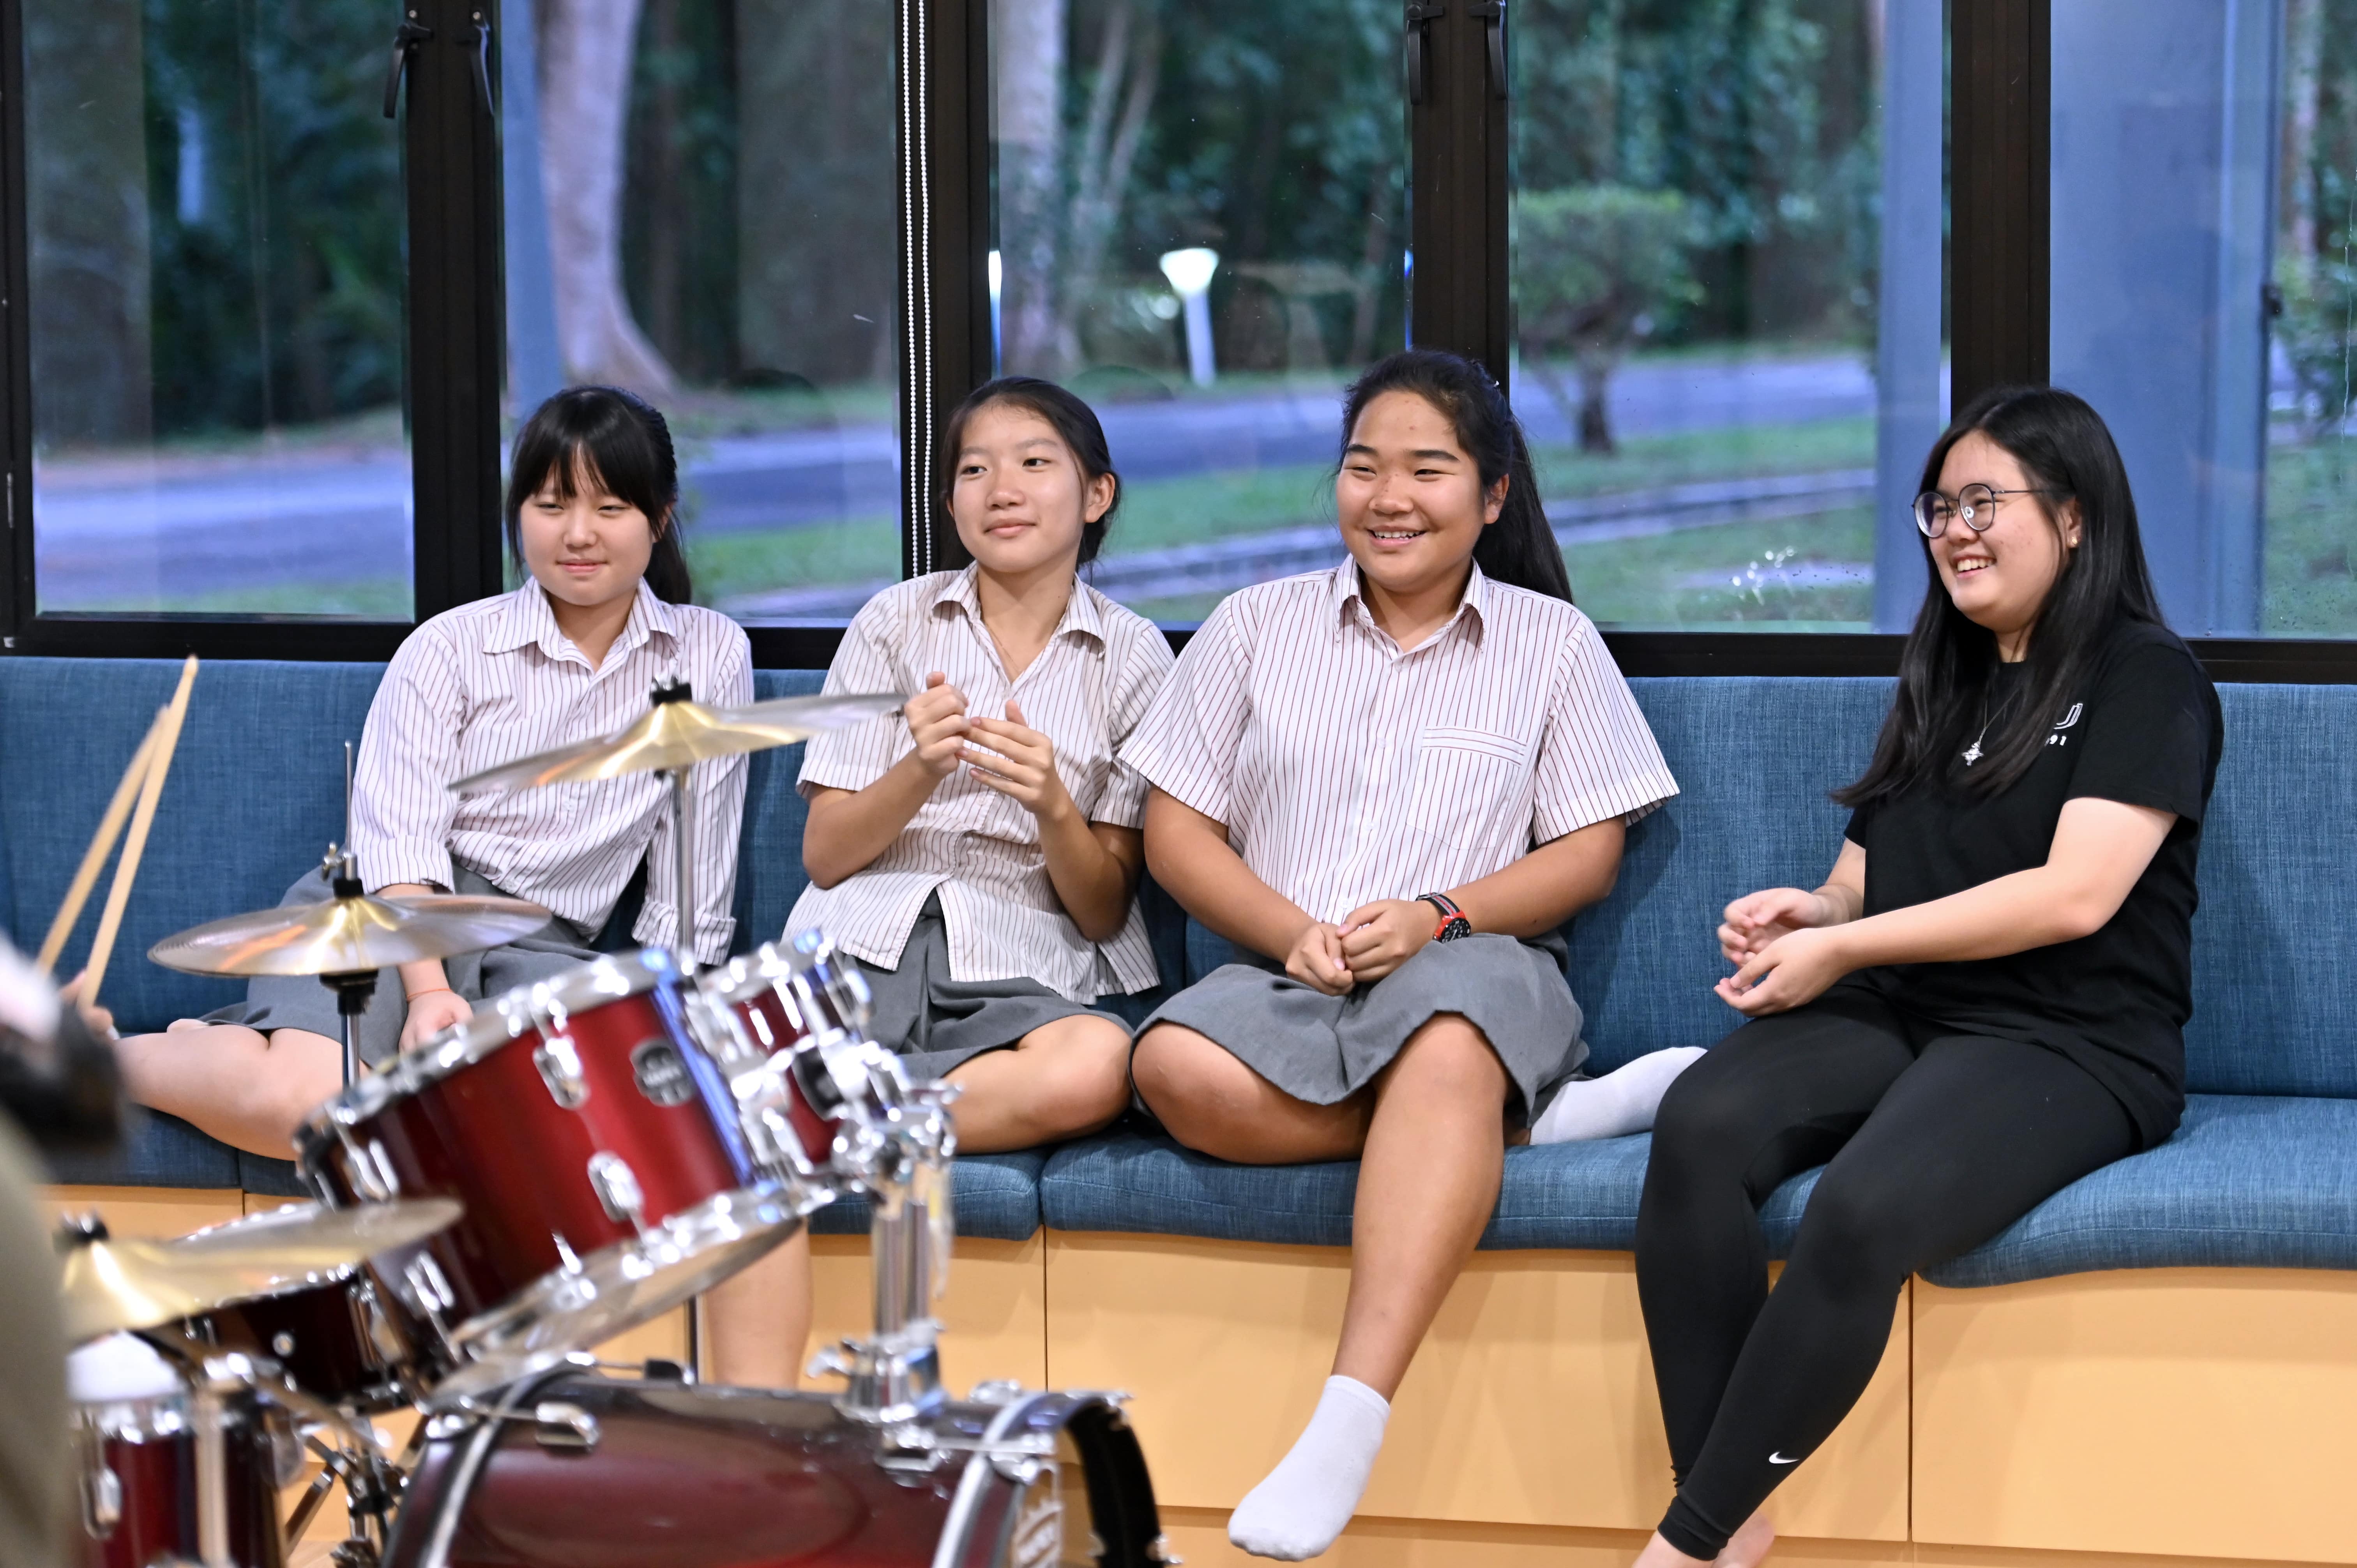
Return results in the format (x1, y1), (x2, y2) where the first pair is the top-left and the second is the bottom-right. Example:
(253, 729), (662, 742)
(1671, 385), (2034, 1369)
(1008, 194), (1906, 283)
(1417, 891), (1474, 943)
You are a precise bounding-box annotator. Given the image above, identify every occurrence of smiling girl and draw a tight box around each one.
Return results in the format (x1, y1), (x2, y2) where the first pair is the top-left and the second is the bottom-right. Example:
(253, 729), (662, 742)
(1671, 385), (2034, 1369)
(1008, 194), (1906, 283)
(115, 387), (754, 1158)
(1123, 349), (1680, 1560)
(786, 376), (1173, 1150)
(1629, 387), (2221, 1568)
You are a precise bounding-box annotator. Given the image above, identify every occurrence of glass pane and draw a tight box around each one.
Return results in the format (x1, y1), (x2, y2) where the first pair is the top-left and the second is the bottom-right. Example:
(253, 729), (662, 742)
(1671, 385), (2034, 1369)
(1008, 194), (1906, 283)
(2055, 0), (2350, 637)
(1512, 0), (1945, 631)
(24, 0), (412, 618)
(501, 0), (901, 625)
(988, 0), (1408, 626)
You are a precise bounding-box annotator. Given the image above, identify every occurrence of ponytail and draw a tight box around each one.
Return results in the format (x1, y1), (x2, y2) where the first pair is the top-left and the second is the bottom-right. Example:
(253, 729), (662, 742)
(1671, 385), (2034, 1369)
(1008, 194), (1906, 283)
(1338, 349), (1572, 602)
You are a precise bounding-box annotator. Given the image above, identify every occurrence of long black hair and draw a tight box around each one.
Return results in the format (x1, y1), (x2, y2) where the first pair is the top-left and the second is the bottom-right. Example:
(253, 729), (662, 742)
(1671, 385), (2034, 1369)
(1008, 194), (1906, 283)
(936, 376), (1122, 565)
(504, 386), (693, 604)
(1836, 385), (2166, 805)
(1338, 349), (1572, 602)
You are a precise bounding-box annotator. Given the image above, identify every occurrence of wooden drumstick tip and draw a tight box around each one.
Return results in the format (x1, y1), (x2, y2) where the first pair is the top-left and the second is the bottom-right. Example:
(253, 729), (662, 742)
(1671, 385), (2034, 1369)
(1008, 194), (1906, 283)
(80, 657), (200, 1008)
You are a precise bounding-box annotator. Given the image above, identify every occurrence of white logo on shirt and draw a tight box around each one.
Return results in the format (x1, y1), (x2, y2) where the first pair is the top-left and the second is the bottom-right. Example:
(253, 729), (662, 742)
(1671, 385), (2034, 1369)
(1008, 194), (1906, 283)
(2048, 703), (2083, 747)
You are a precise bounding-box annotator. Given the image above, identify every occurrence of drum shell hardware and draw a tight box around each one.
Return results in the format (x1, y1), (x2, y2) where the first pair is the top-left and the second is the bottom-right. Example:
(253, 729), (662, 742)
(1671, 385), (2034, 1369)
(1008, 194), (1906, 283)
(74, 1379), (293, 1568)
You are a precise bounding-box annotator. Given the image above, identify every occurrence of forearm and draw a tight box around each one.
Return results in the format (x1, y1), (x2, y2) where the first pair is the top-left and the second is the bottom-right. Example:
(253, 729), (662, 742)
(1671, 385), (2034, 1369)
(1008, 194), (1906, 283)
(802, 759), (940, 888)
(1035, 805), (1134, 942)
(378, 885), (451, 1000)
(1449, 818), (1626, 937)
(1143, 797), (1314, 963)
(1832, 865), (2107, 969)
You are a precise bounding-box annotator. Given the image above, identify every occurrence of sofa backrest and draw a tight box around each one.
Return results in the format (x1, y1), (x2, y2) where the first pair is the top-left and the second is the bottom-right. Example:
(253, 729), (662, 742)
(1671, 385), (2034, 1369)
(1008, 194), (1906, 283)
(2, 659), (2351, 1101)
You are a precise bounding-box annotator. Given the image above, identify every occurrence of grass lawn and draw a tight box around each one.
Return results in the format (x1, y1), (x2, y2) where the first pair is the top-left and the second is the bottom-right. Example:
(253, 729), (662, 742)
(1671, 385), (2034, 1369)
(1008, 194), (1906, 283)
(2262, 435), (2357, 636)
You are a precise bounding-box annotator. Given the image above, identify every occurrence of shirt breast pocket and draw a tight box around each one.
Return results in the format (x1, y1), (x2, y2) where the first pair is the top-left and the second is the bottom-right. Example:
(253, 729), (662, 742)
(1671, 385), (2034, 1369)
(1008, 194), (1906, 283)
(1406, 727), (1530, 850)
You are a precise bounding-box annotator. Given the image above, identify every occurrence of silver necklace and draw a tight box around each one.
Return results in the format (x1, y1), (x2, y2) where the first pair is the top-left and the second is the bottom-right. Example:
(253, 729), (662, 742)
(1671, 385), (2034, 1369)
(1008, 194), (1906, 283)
(1963, 686), (2018, 766)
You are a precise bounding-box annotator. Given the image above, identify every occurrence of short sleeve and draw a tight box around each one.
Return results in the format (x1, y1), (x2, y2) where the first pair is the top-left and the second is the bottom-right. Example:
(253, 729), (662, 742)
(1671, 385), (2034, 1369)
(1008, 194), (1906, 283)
(1090, 618), (1177, 830)
(797, 595), (910, 796)
(1119, 593), (1254, 825)
(1530, 613), (1680, 841)
(1844, 800), (1876, 848)
(2064, 634), (2217, 825)
(349, 627), (465, 893)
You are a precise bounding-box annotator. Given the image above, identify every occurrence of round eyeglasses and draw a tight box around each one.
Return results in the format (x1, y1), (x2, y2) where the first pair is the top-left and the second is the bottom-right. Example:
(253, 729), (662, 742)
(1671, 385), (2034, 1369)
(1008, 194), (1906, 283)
(1913, 483), (2072, 539)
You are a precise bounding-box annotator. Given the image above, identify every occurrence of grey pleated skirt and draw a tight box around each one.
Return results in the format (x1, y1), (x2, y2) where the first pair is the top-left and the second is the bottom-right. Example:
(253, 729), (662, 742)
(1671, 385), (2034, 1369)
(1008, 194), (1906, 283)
(1136, 932), (1588, 1128)
(201, 865), (601, 1071)
(850, 894), (1130, 1082)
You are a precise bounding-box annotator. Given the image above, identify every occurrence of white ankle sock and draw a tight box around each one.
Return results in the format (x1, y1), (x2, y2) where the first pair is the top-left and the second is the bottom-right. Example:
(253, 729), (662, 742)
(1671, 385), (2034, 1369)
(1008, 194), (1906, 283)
(1529, 1046), (1707, 1143)
(1228, 1375), (1390, 1560)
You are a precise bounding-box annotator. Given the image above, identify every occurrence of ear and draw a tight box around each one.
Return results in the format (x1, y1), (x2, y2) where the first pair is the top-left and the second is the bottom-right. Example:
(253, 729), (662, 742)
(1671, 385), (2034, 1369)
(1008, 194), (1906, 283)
(1083, 471), (1118, 526)
(1483, 473), (1509, 527)
(2060, 497), (2083, 551)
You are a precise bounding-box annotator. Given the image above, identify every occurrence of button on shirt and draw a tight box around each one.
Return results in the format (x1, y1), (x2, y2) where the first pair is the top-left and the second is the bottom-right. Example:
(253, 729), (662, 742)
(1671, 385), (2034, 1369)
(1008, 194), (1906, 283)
(788, 568), (1175, 1001)
(1123, 561), (1676, 924)
(351, 581), (754, 963)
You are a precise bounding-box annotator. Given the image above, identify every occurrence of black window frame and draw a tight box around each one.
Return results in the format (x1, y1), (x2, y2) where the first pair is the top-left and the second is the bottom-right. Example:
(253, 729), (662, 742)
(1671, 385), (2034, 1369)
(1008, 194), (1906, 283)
(1, 0), (2351, 683)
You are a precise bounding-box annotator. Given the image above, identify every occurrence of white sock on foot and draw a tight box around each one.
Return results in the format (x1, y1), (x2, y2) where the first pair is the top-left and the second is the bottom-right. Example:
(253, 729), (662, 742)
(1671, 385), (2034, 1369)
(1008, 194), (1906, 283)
(1228, 1375), (1390, 1560)
(1529, 1046), (1707, 1143)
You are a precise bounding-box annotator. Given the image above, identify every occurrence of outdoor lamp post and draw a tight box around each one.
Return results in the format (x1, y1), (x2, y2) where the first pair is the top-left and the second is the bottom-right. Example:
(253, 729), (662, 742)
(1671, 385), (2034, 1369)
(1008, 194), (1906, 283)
(1158, 246), (1219, 387)
(988, 249), (1004, 373)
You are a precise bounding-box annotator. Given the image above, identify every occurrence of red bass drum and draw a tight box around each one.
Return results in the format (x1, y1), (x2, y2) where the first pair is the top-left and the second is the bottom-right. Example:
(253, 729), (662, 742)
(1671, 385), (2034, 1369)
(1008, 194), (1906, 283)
(382, 1372), (1170, 1568)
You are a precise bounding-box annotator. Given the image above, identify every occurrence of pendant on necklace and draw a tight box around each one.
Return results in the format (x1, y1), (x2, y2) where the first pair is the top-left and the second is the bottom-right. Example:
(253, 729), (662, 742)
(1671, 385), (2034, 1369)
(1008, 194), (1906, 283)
(1962, 740), (1983, 765)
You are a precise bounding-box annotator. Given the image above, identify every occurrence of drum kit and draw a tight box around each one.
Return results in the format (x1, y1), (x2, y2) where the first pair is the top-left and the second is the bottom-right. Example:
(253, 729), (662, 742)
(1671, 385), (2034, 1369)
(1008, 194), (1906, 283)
(56, 684), (1172, 1568)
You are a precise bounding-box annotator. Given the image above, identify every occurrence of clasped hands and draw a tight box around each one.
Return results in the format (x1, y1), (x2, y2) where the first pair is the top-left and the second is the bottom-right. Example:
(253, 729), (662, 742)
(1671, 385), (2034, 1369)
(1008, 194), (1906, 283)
(1285, 899), (1436, 996)
(907, 671), (1074, 821)
(1716, 887), (1852, 1016)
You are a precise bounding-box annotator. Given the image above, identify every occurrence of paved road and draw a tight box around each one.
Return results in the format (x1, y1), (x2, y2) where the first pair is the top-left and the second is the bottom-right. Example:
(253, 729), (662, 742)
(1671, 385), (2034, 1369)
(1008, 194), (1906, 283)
(32, 354), (1875, 609)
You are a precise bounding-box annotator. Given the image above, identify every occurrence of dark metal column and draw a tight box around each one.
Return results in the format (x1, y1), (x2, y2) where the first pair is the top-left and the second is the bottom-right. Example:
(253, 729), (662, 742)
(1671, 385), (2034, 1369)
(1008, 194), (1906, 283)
(1949, 0), (2051, 406)
(1406, 0), (1512, 385)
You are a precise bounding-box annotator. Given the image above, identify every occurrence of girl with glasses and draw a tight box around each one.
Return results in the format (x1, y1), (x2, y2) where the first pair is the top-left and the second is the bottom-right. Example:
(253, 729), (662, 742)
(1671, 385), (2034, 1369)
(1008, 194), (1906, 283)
(1630, 386), (2221, 1568)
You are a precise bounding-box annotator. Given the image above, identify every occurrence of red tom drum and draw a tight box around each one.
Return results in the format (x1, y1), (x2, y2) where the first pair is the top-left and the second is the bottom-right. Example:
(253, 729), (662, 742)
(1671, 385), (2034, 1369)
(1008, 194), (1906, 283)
(296, 949), (818, 1397)
(700, 932), (884, 1180)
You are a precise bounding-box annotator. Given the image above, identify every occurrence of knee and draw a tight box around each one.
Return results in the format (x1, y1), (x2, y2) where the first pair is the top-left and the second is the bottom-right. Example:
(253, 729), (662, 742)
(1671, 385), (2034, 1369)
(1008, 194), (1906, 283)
(1382, 1013), (1506, 1103)
(1025, 1019), (1133, 1132)
(1130, 1025), (1247, 1149)
(1647, 1051), (1749, 1160)
(1785, 1171), (1910, 1294)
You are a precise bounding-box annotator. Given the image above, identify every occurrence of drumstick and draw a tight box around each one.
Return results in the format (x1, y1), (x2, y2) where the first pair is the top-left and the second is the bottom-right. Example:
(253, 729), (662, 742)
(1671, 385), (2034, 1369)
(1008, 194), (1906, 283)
(35, 709), (165, 975)
(81, 657), (199, 1007)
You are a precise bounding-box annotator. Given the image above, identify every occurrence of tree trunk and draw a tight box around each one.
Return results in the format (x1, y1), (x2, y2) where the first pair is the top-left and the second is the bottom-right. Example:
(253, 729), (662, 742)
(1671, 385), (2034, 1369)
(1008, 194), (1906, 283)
(1574, 344), (1617, 454)
(538, 0), (675, 391)
(1053, 0), (1160, 370)
(994, 0), (1066, 375)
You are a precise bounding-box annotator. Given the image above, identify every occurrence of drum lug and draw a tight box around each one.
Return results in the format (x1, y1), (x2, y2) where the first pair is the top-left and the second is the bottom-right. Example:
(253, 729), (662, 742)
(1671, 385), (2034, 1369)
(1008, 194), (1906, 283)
(531, 1401), (601, 1452)
(875, 1421), (945, 1475)
(533, 1038), (590, 1108)
(968, 1378), (1026, 1406)
(587, 1153), (646, 1225)
(78, 1461), (120, 1539)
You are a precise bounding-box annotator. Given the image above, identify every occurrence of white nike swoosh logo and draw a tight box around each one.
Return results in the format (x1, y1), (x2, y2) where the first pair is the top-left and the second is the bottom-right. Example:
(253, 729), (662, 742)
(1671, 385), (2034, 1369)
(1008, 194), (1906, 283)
(1769, 1452), (1799, 1465)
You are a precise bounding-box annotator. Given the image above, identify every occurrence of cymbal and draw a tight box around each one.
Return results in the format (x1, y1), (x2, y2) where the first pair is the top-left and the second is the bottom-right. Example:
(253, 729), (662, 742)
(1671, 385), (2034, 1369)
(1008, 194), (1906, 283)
(59, 1201), (461, 1343)
(148, 891), (552, 978)
(165, 1199), (462, 1275)
(450, 691), (902, 794)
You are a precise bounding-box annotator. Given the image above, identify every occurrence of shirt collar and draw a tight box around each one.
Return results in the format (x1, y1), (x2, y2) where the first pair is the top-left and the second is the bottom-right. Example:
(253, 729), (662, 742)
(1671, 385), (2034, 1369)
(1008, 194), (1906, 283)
(1327, 557), (1491, 648)
(932, 563), (1108, 650)
(484, 580), (676, 667)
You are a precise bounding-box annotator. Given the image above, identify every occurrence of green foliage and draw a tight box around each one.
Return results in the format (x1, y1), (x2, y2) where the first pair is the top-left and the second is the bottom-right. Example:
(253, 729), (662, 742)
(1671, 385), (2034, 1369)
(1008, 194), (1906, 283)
(2277, 174), (2357, 436)
(1516, 185), (1702, 353)
(140, 0), (405, 434)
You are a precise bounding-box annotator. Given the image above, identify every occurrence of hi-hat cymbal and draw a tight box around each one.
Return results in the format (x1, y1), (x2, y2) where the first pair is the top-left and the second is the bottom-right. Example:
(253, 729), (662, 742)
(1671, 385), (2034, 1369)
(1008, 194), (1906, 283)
(450, 690), (902, 794)
(148, 891), (552, 978)
(58, 1199), (458, 1344)
(165, 1199), (462, 1275)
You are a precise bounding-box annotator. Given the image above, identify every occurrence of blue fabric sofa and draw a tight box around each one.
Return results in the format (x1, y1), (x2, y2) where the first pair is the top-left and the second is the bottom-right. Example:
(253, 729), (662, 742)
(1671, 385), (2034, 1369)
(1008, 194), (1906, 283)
(6, 657), (2352, 1285)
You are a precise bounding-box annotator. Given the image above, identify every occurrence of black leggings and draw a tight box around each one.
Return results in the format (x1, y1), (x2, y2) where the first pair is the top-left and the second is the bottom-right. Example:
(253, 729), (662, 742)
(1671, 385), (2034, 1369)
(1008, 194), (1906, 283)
(1635, 989), (2136, 1560)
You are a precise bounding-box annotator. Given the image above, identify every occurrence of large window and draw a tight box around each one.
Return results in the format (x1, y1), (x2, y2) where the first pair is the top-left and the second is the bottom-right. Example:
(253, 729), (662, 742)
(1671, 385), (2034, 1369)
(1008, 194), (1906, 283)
(984, 0), (1408, 623)
(21, 0), (411, 619)
(1512, 0), (1943, 632)
(498, 0), (903, 625)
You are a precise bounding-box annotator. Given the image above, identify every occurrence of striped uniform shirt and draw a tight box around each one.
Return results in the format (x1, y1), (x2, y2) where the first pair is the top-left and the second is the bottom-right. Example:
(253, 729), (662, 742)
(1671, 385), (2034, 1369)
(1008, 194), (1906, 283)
(1123, 561), (1675, 925)
(352, 581), (754, 964)
(788, 567), (1175, 1002)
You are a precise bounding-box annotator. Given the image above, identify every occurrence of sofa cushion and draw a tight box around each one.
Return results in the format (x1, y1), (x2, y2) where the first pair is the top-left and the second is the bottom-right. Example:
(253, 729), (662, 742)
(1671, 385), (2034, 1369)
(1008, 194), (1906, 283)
(44, 1106), (241, 1189)
(1040, 1125), (1818, 1254)
(0, 658), (386, 1036)
(807, 1151), (1044, 1241)
(1925, 1093), (2357, 1286)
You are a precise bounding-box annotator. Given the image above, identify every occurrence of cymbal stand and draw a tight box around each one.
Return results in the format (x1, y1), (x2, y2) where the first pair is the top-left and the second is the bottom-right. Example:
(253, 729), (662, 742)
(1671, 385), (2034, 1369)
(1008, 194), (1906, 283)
(316, 845), (376, 1089)
(651, 679), (698, 975)
(810, 1067), (959, 1427)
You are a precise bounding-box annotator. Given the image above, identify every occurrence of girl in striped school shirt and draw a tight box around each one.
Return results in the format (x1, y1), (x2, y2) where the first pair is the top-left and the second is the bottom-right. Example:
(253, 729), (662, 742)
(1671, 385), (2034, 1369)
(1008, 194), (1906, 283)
(1124, 349), (1699, 1560)
(115, 385), (752, 1157)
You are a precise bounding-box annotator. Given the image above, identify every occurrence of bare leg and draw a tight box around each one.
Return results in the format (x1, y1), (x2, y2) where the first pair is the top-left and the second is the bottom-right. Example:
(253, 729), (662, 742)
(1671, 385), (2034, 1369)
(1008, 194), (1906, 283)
(700, 1227), (812, 1390)
(1330, 1014), (1508, 1398)
(113, 1021), (342, 1158)
(1129, 1023), (1371, 1162)
(941, 1014), (1134, 1153)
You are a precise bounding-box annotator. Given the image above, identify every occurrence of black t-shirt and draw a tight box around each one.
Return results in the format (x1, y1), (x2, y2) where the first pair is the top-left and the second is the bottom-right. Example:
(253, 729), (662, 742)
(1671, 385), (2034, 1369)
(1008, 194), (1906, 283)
(1844, 620), (2222, 1147)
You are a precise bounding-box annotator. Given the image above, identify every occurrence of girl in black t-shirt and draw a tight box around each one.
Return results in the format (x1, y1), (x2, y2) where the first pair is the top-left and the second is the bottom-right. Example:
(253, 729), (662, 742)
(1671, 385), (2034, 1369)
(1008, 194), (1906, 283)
(1628, 386), (2221, 1568)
